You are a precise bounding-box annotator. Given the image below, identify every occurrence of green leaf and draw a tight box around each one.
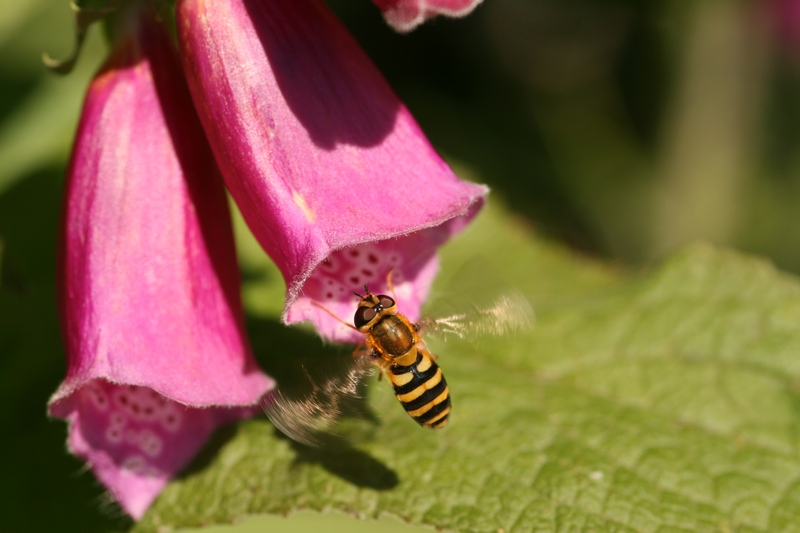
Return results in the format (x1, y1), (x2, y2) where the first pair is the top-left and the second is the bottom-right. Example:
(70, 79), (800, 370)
(175, 510), (436, 533)
(135, 201), (800, 533)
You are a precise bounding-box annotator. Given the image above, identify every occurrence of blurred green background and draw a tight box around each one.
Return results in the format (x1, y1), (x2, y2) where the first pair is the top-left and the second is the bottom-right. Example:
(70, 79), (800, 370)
(2, 0), (800, 531)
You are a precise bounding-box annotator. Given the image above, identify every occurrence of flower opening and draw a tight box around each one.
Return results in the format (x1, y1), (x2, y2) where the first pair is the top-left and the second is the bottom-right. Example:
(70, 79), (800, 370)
(372, 0), (486, 32)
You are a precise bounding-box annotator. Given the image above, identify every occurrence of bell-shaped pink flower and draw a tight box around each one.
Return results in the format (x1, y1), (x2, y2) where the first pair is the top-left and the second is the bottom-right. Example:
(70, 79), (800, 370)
(178, 0), (487, 343)
(49, 13), (273, 518)
(372, 0), (485, 32)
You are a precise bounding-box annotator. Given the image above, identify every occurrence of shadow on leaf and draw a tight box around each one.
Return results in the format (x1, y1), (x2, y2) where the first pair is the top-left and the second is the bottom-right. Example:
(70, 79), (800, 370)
(283, 430), (399, 490)
(245, 315), (398, 489)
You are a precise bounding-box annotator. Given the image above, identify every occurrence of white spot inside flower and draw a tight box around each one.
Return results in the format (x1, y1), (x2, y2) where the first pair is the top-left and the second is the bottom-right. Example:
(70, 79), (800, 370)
(105, 426), (123, 444)
(122, 455), (147, 474)
(139, 430), (163, 457)
(320, 277), (347, 300)
(347, 267), (378, 289)
(160, 404), (182, 432)
(135, 391), (159, 422)
(86, 383), (109, 411)
(114, 388), (131, 410)
(120, 455), (160, 478)
(366, 251), (382, 267)
(110, 412), (127, 428)
(292, 190), (314, 223)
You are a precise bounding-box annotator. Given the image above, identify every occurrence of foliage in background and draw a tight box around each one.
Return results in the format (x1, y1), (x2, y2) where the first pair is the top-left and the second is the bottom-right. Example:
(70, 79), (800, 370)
(3, 0), (800, 531)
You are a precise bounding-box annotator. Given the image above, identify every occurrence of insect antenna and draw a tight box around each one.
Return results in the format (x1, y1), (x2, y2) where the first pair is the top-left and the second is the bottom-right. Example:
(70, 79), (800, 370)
(353, 290), (363, 298)
(363, 284), (370, 294)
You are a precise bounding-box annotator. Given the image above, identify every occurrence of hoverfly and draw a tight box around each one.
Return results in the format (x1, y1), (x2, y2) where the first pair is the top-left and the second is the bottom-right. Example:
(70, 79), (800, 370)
(350, 284), (451, 429)
(266, 270), (532, 447)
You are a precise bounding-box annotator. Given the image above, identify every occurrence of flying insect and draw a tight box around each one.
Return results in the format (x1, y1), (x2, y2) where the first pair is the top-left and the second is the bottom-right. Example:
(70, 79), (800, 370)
(351, 284), (451, 428)
(266, 270), (532, 446)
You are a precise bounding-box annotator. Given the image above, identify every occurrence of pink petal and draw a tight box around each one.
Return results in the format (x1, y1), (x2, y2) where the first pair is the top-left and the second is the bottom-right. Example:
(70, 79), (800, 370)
(773, 0), (800, 56)
(289, 232), (444, 342)
(64, 382), (257, 519)
(371, 0), (485, 32)
(49, 14), (272, 518)
(178, 0), (487, 342)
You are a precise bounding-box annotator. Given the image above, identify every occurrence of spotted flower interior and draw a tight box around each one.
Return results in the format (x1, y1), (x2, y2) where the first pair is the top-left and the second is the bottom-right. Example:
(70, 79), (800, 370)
(292, 235), (440, 342)
(68, 381), (256, 518)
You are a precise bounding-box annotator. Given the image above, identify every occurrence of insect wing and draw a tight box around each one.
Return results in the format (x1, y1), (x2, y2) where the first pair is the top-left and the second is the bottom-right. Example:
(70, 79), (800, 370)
(419, 290), (534, 342)
(420, 256), (534, 343)
(264, 355), (377, 448)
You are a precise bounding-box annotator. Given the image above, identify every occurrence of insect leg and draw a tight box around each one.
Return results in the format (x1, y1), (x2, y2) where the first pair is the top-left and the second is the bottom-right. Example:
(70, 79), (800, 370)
(372, 357), (392, 381)
(385, 268), (397, 302)
(311, 300), (359, 331)
(358, 336), (391, 381)
(352, 339), (370, 358)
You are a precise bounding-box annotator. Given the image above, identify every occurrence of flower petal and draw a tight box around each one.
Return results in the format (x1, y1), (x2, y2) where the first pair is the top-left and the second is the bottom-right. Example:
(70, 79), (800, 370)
(371, 0), (485, 32)
(288, 232), (443, 341)
(178, 0), (487, 342)
(49, 14), (272, 518)
(64, 382), (257, 519)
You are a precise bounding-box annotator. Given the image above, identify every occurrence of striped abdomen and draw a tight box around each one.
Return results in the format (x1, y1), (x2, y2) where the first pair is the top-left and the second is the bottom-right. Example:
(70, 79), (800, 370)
(388, 351), (450, 428)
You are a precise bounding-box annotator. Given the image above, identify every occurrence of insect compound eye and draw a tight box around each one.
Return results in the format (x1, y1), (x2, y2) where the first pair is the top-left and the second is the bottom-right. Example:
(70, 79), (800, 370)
(354, 306), (378, 329)
(378, 295), (395, 308)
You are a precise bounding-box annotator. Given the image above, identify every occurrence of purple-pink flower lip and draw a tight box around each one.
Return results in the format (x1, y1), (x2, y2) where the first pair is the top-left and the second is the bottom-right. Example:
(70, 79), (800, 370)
(372, 0), (486, 32)
(178, 0), (488, 343)
(286, 201), (484, 343)
(50, 11), (273, 518)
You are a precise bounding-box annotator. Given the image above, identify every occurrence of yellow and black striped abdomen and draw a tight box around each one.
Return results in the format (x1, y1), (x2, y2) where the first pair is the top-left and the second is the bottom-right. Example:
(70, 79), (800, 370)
(388, 352), (450, 428)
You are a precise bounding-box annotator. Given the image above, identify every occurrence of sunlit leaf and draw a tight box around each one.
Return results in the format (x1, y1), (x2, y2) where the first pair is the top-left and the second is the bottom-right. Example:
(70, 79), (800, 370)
(135, 202), (800, 532)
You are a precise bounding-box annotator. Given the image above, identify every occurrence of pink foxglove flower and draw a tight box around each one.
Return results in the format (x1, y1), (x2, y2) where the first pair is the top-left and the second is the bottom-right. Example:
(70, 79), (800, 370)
(49, 14), (273, 518)
(773, 0), (800, 59)
(372, 0), (485, 32)
(178, 0), (488, 343)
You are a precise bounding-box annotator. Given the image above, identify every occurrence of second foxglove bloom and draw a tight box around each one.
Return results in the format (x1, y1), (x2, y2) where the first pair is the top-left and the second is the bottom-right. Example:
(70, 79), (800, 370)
(372, 0), (486, 32)
(178, 0), (488, 342)
(49, 13), (273, 518)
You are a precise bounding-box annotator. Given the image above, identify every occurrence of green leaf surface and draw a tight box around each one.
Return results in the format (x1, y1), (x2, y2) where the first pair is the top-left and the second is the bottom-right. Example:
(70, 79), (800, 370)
(176, 510), (436, 533)
(134, 202), (800, 533)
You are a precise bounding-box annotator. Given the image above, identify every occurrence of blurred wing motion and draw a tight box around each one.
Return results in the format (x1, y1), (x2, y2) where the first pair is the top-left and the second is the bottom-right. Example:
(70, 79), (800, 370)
(420, 290), (534, 341)
(265, 278), (532, 446)
(264, 356), (377, 448)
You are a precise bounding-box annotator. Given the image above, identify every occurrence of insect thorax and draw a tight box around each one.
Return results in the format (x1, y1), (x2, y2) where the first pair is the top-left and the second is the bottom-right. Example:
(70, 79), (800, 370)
(371, 314), (415, 358)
